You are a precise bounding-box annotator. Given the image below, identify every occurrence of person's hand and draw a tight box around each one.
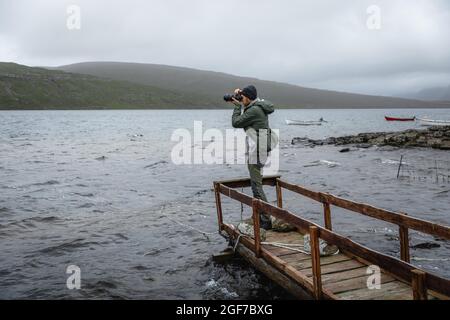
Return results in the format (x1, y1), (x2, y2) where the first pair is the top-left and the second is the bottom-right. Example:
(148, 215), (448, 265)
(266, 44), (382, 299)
(231, 97), (241, 106)
(234, 88), (242, 95)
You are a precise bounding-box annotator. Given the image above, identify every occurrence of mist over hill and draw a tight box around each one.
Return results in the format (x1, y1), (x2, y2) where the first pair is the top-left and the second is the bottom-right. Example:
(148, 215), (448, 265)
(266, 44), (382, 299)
(57, 61), (450, 109)
(411, 85), (450, 102)
(1, 61), (449, 109)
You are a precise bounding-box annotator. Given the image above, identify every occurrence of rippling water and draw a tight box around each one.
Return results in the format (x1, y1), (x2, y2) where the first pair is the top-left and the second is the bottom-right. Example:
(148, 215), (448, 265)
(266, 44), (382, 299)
(0, 108), (449, 299)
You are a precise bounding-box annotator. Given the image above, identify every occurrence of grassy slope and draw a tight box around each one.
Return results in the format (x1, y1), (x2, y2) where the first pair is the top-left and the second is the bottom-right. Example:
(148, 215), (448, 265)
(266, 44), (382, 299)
(0, 62), (218, 109)
(57, 61), (450, 109)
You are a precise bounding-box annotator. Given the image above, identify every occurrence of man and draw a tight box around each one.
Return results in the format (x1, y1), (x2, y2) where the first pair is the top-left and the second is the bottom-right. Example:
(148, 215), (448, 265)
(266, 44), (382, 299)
(228, 85), (275, 230)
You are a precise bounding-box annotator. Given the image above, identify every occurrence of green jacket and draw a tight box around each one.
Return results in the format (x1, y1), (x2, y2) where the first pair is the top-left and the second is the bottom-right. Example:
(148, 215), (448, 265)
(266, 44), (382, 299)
(232, 99), (277, 164)
(232, 98), (275, 130)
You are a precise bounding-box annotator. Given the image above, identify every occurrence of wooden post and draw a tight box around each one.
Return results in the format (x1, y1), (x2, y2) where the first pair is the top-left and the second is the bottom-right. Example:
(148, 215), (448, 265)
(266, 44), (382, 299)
(276, 179), (283, 208)
(399, 214), (410, 263)
(252, 199), (261, 258)
(323, 202), (332, 231)
(397, 155), (403, 179)
(214, 183), (223, 231)
(309, 226), (322, 300)
(411, 269), (428, 300)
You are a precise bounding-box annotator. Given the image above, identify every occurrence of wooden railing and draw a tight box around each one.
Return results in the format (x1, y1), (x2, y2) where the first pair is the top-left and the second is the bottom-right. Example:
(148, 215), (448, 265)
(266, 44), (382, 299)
(275, 178), (450, 263)
(213, 176), (450, 300)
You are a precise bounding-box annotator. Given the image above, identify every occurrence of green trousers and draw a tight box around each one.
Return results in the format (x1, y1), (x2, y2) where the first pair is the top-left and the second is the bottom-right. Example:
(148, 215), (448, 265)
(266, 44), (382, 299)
(247, 163), (272, 229)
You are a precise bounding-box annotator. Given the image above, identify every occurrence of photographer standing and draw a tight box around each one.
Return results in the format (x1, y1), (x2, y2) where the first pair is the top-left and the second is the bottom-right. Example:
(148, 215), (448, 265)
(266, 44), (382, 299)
(227, 85), (276, 230)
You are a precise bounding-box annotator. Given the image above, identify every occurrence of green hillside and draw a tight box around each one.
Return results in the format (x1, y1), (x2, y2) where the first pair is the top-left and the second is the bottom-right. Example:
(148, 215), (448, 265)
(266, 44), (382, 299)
(57, 61), (450, 109)
(0, 62), (218, 109)
(2, 61), (449, 109)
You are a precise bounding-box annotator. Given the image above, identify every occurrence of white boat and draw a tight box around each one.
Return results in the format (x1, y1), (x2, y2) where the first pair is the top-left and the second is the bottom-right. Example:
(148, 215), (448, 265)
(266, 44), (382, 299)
(285, 118), (326, 126)
(416, 117), (450, 126)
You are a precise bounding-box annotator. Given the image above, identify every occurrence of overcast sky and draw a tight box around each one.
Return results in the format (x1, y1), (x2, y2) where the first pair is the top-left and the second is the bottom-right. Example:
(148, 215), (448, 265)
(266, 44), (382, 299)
(1, 0), (449, 96)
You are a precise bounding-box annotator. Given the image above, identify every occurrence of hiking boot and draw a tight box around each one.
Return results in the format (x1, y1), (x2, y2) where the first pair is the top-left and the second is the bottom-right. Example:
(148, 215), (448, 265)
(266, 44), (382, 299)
(260, 220), (272, 230)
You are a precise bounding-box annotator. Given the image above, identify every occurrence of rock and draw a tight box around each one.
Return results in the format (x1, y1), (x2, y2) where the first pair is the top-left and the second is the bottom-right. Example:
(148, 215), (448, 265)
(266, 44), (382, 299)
(237, 222), (266, 241)
(291, 137), (309, 145)
(356, 143), (372, 149)
(411, 242), (441, 249)
(427, 139), (442, 148)
(304, 234), (339, 256)
(377, 145), (398, 151)
(439, 141), (450, 150)
(292, 127), (450, 150)
(339, 148), (351, 153)
(270, 216), (297, 232)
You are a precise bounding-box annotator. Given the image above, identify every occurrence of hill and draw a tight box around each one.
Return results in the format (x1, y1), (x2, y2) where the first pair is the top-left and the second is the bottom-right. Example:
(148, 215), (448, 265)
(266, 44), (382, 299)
(0, 62), (217, 109)
(56, 61), (450, 109)
(412, 85), (450, 102)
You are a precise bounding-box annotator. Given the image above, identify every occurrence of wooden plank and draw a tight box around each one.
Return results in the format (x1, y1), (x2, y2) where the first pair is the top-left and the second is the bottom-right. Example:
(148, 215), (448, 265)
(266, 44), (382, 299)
(256, 199), (450, 298)
(276, 179), (283, 208)
(217, 179), (450, 300)
(322, 267), (369, 284)
(302, 259), (364, 277)
(265, 231), (304, 244)
(215, 175), (280, 188)
(399, 215), (410, 263)
(323, 202), (332, 230)
(319, 228), (415, 282)
(337, 280), (413, 300)
(341, 248), (450, 300)
(310, 226), (323, 300)
(263, 243), (306, 257)
(290, 254), (352, 270)
(412, 269), (428, 300)
(281, 253), (312, 264)
(252, 199), (261, 258)
(325, 273), (396, 294)
(426, 273), (450, 298)
(221, 224), (315, 295)
(218, 184), (253, 206)
(277, 180), (322, 202)
(324, 193), (449, 241)
(213, 183), (223, 231)
(278, 179), (450, 240)
(372, 289), (414, 300)
(235, 239), (313, 300)
(263, 245), (299, 257)
(222, 223), (339, 300)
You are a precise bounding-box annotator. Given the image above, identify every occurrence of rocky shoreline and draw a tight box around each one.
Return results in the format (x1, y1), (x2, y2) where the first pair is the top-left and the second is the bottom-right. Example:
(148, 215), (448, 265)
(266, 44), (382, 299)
(291, 126), (450, 150)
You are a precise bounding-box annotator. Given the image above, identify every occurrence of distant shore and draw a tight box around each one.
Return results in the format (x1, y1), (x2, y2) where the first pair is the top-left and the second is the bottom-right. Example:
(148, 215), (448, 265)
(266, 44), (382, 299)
(292, 126), (450, 150)
(2, 105), (450, 111)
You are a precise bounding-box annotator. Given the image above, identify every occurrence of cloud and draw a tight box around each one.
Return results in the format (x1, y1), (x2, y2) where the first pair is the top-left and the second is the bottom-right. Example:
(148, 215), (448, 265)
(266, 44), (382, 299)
(0, 0), (449, 96)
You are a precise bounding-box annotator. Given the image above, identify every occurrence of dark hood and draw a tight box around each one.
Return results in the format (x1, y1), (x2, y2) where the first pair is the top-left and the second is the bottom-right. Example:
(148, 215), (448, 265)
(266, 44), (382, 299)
(250, 98), (275, 114)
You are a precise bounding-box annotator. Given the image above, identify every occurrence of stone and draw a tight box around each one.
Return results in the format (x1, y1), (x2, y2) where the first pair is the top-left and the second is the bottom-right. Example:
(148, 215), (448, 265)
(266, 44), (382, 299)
(411, 242), (441, 249)
(270, 216), (297, 232)
(356, 143), (372, 149)
(292, 126), (450, 150)
(237, 222), (266, 241)
(439, 140), (450, 150)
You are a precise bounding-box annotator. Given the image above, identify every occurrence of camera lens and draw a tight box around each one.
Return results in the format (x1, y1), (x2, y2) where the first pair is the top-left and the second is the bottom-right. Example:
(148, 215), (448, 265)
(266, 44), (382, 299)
(223, 94), (233, 102)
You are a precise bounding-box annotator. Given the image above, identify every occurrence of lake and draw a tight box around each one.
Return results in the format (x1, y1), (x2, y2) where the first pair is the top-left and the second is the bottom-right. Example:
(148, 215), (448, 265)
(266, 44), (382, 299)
(0, 108), (449, 299)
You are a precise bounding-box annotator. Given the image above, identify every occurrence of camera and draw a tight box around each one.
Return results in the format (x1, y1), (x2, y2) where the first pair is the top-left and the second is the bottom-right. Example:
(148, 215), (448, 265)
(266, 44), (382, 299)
(223, 93), (243, 102)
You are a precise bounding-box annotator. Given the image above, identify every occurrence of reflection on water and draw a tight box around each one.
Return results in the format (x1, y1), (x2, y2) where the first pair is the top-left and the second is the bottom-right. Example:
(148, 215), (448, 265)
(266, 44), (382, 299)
(0, 109), (449, 299)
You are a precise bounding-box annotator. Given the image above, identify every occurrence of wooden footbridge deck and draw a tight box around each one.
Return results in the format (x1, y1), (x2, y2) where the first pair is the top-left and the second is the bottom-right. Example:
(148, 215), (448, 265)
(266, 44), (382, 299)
(213, 176), (450, 300)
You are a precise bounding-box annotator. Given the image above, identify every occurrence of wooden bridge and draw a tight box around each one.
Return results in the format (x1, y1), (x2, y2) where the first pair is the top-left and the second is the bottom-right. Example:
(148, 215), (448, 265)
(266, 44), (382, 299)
(213, 176), (450, 300)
